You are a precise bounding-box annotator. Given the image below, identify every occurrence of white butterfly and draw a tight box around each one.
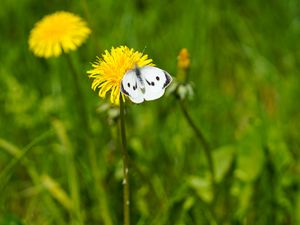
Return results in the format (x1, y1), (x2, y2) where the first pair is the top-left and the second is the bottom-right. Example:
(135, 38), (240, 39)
(120, 66), (172, 103)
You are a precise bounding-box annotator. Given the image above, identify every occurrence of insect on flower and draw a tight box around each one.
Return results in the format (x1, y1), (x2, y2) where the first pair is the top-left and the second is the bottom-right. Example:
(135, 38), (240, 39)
(120, 65), (172, 103)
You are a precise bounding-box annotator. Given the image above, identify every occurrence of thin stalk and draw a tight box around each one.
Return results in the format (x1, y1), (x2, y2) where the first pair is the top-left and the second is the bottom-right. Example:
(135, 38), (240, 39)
(0, 130), (53, 190)
(0, 133), (66, 224)
(52, 119), (83, 225)
(87, 138), (113, 225)
(179, 99), (215, 183)
(119, 95), (130, 225)
(65, 54), (89, 130)
(66, 143), (83, 225)
(65, 54), (86, 224)
(66, 54), (112, 224)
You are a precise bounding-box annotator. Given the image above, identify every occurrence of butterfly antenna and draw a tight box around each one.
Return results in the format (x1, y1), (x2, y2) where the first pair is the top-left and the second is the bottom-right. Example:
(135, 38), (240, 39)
(130, 46), (147, 70)
(141, 45), (147, 54)
(135, 46), (147, 68)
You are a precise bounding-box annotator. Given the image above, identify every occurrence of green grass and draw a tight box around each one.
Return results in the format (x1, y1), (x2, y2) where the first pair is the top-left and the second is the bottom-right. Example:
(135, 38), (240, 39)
(0, 0), (300, 224)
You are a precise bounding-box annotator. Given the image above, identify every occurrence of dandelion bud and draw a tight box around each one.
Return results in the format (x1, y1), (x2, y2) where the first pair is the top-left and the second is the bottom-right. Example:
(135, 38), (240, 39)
(177, 48), (190, 70)
(177, 48), (190, 82)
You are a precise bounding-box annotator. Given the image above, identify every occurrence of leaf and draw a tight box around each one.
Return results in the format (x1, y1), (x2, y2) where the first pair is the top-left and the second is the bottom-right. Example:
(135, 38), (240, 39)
(41, 174), (73, 212)
(183, 196), (195, 211)
(230, 181), (253, 218)
(235, 119), (265, 182)
(187, 175), (213, 203)
(267, 126), (292, 171)
(212, 145), (235, 182)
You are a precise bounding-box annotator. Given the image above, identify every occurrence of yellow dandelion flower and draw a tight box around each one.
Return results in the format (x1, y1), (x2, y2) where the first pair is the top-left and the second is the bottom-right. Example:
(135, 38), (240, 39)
(29, 11), (91, 58)
(87, 46), (154, 105)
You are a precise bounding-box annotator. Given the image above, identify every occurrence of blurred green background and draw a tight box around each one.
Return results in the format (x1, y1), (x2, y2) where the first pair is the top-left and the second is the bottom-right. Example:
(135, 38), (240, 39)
(0, 0), (300, 224)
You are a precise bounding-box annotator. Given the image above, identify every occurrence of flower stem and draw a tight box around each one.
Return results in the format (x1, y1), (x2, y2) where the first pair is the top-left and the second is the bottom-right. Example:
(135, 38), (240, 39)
(65, 54), (89, 130)
(119, 95), (130, 225)
(65, 54), (88, 225)
(179, 100), (215, 183)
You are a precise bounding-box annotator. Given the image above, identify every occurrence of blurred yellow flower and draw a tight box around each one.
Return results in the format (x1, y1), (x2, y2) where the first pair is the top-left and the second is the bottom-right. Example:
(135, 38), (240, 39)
(177, 48), (190, 83)
(177, 48), (190, 70)
(29, 11), (91, 58)
(87, 46), (154, 105)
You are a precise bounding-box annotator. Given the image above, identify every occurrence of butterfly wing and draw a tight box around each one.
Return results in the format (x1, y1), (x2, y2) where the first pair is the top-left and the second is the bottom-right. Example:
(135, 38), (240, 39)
(120, 70), (144, 103)
(140, 66), (172, 101)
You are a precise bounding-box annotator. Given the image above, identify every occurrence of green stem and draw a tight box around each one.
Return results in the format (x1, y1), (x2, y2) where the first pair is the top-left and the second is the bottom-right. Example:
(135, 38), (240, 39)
(66, 54), (112, 224)
(179, 99), (215, 183)
(119, 95), (130, 225)
(65, 54), (87, 225)
(65, 54), (89, 130)
(88, 138), (113, 225)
